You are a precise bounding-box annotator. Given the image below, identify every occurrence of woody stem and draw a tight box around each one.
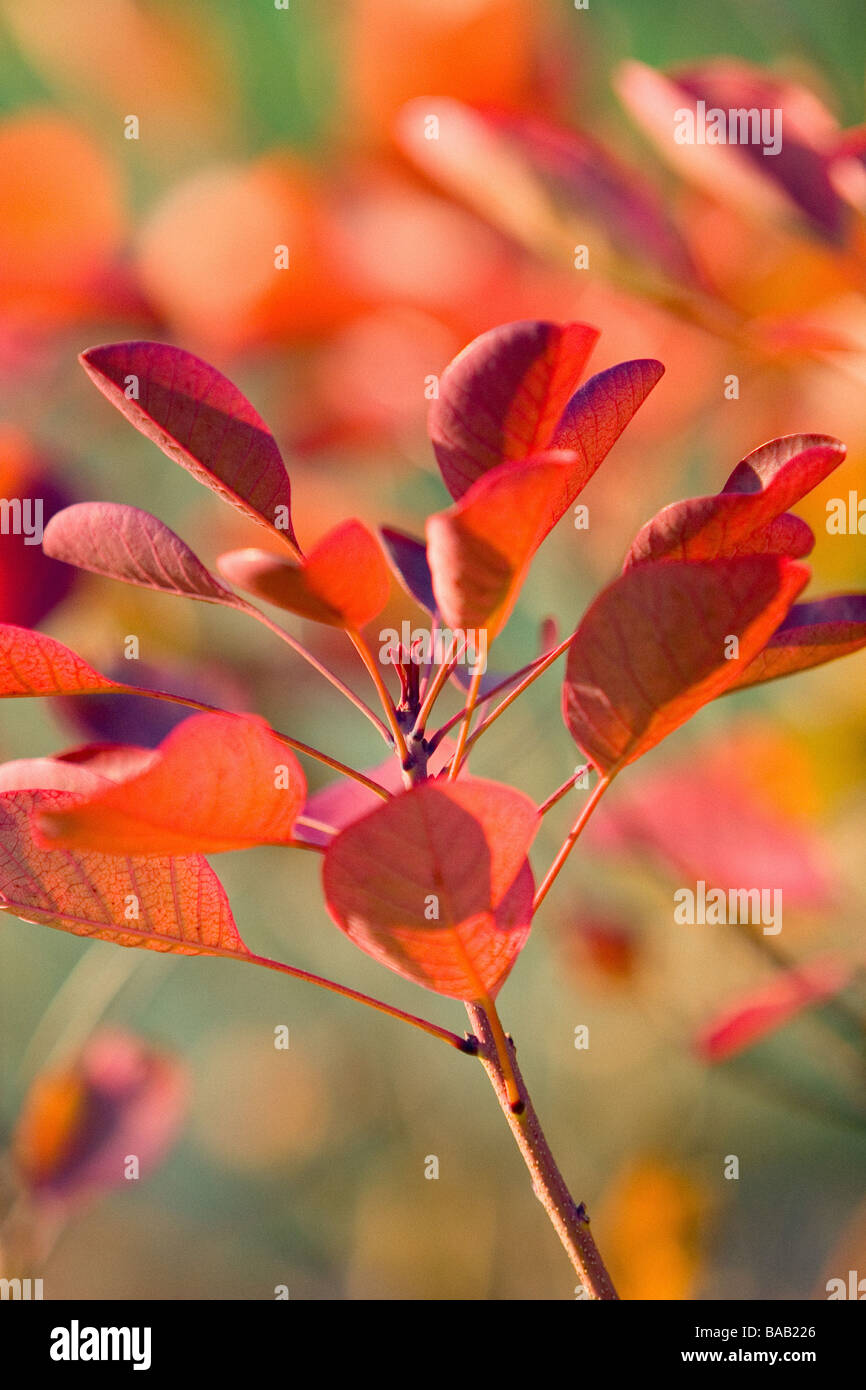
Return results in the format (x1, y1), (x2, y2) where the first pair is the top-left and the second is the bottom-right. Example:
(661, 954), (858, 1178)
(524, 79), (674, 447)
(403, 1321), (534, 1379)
(465, 1003), (619, 1299)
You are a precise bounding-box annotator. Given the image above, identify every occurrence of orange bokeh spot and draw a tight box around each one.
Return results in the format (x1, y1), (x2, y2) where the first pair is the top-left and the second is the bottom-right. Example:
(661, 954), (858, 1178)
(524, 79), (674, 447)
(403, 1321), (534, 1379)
(14, 1071), (89, 1187)
(136, 157), (362, 352)
(0, 112), (126, 325)
(346, 0), (538, 142)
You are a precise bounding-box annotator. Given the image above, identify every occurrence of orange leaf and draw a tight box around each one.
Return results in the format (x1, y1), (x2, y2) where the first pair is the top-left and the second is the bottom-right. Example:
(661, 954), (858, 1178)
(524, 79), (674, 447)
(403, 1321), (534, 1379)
(348, 0), (537, 143)
(37, 713), (305, 855)
(0, 113), (126, 324)
(0, 624), (126, 698)
(426, 452), (578, 636)
(218, 519), (391, 629)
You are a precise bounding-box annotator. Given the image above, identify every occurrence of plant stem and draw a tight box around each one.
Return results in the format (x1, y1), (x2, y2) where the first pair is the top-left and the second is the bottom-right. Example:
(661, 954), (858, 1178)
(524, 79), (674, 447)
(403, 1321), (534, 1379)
(270, 731), (392, 800)
(465, 1002), (619, 1299)
(112, 683), (393, 800)
(244, 952), (474, 1052)
(411, 633), (465, 737)
(417, 617), (439, 703)
(431, 633), (574, 749)
(240, 602), (391, 742)
(449, 668), (483, 779)
(295, 814), (340, 838)
(537, 765), (592, 817)
(452, 634), (574, 762)
(533, 776), (611, 913)
(478, 992), (522, 1110)
(348, 630), (410, 768)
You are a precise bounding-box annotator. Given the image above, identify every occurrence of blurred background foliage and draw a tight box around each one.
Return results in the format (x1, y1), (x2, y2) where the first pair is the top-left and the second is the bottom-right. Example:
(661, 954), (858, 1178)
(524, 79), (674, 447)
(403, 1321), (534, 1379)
(1, 0), (866, 1299)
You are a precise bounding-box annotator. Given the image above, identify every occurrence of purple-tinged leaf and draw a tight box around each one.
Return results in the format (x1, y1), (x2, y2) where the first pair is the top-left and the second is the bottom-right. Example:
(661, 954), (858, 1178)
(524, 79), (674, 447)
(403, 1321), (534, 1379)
(42, 502), (240, 605)
(80, 342), (299, 551)
(429, 319), (599, 499)
(549, 358), (665, 493)
(380, 526), (437, 615)
(726, 594), (866, 690)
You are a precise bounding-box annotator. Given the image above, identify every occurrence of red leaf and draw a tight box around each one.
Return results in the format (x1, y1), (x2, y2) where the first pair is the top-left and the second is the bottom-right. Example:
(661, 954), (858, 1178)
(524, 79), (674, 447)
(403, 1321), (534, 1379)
(37, 712), (306, 855)
(726, 594), (866, 690)
(0, 624), (126, 699)
(724, 513), (815, 559)
(217, 519), (391, 629)
(548, 357), (665, 485)
(426, 452), (579, 635)
(482, 108), (702, 283)
(14, 1028), (187, 1205)
(616, 61), (848, 242)
(0, 787), (245, 956)
(672, 64), (847, 242)
(429, 319), (599, 499)
(722, 433), (845, 499)
(42, 502), (239, 605)
(323, 777), (538, 1000)
(696, 956), (853, 1063)
(625, 435), (844, 567)
(563, 556), (809, 775)
(80, 341), (299, 551)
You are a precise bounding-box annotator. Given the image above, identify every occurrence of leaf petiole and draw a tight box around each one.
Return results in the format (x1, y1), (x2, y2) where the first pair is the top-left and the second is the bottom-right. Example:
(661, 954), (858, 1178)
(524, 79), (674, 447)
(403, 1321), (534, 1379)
(348, 630), (410, 770)
(240, 602), (391, 742)
(448, 668), (483, 779)
(537, 765), (592, 816)
(435, 632), (573, 760)
(533, 776), (611, 913)
(244, 952), (472, 1051)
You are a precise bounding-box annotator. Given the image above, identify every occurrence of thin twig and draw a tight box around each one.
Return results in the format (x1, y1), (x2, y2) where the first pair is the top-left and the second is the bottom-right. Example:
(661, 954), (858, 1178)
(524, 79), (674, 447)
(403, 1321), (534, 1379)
(112, 682), (393, 800)
(431, 633), (573, 749)
(411, 632), (465, 737)
(448, 668), (483, 779)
